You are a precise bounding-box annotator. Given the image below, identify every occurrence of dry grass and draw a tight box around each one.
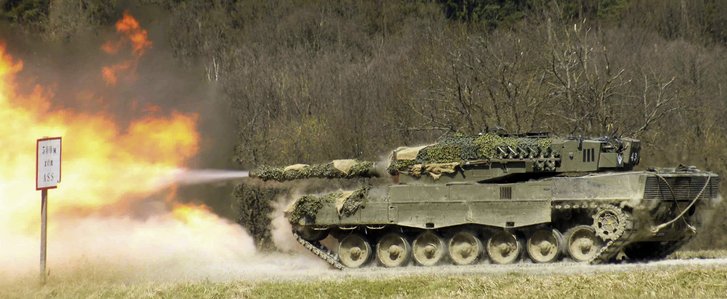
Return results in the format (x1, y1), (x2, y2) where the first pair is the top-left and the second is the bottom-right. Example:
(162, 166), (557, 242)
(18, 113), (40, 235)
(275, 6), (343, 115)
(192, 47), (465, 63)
(3, 260), (727, 299)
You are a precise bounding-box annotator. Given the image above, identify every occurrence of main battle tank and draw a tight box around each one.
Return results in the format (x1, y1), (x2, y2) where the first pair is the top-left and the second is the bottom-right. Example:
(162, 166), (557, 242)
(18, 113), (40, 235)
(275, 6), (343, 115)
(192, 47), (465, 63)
(250, 133), (721, 269)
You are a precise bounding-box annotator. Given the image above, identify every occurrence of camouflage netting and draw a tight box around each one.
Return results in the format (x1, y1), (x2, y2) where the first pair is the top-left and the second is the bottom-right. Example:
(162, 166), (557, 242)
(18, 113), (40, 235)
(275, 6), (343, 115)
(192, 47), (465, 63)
(287, 186), (369, 224)
(390, 133), (554, 173)
(232, 181), (288, 250)
(250, 159), (376, 181)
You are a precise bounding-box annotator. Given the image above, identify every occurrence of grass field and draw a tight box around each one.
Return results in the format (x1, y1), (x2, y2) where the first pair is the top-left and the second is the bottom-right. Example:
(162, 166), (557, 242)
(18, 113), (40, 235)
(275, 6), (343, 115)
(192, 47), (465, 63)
(3, 252), (727, 299)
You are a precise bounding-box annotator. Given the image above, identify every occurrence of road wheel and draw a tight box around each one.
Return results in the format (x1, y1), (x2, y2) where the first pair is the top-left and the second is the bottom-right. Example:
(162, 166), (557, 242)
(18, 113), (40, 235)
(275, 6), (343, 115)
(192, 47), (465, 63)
(486, 231), (522, 264)
(376, 233), (411, 267)
(338, 233), (371, 268)
(526, 228), (562, 263)
(412, 231), (446, 266)
(565, 225), (603, 262)
(448, 231), (482, 265)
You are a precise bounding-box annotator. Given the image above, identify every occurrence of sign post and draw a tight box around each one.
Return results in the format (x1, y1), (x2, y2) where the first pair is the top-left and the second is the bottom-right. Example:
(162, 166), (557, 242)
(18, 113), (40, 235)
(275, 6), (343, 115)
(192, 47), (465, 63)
(36, 137), (61, 284)
(40, 188), (47, 283)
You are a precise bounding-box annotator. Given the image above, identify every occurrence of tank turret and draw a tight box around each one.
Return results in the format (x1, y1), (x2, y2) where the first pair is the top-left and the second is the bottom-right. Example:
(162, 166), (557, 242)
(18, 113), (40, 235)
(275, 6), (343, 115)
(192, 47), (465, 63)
(389, 133), (640, 183)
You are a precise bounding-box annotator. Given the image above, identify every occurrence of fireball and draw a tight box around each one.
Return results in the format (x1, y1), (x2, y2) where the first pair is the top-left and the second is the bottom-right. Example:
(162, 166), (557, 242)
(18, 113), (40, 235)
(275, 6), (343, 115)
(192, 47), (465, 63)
(0, 12), (254, 277)
(0, 39), (199, 229)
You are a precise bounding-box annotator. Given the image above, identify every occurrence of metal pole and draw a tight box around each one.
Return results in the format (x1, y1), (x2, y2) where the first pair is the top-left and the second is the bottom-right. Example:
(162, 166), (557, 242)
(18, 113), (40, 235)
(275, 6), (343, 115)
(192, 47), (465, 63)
(40, 189), (47, 284)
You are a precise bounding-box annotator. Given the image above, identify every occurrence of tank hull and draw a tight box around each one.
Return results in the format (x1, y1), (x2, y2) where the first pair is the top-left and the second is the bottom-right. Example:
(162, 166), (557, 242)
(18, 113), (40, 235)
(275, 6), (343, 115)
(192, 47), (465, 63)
(291, 169), (720, 267)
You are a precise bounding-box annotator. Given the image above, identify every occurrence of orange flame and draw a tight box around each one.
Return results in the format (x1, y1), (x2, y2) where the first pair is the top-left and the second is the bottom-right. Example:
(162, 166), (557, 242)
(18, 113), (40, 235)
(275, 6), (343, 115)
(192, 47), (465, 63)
(115, 11), (152, 56)
(101, 60), (132, 86)
(0, 41), (199, 233)
(101, 40), (121, 55)
(0, 13), (257, 277)
(172, 203), (214, 225)
(100, 11), (151, 86)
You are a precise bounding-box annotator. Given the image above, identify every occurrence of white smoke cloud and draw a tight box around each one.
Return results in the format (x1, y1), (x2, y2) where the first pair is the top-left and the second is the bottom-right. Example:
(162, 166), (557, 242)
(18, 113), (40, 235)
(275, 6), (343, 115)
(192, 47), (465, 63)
(270, 194), (307, 253)
(0, 206), (328, 283)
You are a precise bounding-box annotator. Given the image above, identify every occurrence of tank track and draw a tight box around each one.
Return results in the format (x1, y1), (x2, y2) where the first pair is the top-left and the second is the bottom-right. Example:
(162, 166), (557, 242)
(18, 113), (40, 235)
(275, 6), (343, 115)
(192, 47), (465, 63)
(589, 204), (635, 264)
(293, 232), (346, 270)
(294, 203), (651, 268)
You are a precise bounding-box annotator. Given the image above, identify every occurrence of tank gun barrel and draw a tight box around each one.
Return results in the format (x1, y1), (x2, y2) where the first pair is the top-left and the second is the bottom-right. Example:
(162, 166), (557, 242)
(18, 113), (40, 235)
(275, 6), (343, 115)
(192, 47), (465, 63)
(250, 159), (380, 182)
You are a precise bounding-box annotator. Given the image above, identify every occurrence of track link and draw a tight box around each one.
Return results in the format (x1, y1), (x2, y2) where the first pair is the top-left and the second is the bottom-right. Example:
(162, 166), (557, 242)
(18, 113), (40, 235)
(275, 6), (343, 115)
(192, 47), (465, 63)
(293, 232), (346, 270)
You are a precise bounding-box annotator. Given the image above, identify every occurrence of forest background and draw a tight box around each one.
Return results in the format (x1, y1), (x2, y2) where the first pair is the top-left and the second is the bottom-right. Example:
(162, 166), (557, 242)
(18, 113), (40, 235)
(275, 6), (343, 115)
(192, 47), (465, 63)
(3, 0), (727, 250)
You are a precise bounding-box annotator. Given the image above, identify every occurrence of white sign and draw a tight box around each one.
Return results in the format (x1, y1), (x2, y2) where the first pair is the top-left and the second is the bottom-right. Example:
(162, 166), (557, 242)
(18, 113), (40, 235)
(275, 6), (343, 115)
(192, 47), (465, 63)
(36, 137), (62, 190)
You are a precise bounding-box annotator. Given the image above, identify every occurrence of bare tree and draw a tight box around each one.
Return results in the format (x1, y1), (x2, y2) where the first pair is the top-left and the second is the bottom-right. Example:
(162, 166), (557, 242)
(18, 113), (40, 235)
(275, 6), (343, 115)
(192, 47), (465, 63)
(543, 20), (629, 135)
(630, 74), (678, 137)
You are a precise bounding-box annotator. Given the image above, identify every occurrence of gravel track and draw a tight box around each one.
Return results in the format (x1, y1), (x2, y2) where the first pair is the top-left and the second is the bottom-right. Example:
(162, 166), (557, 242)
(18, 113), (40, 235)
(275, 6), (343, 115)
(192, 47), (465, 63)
(191, 256), (727, 283)
(350, 258), (727, 278)
(6, 255), (727, 284)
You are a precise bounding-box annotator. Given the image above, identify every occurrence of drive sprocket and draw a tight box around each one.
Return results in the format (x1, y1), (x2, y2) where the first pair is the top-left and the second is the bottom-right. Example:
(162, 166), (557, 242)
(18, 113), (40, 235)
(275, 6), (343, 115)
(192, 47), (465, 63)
(592, 205), (629, 241)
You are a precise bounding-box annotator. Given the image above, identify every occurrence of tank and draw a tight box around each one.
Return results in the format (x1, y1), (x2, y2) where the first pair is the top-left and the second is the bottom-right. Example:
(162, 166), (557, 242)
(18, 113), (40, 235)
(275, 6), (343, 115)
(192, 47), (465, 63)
(250, 132), (721, 269)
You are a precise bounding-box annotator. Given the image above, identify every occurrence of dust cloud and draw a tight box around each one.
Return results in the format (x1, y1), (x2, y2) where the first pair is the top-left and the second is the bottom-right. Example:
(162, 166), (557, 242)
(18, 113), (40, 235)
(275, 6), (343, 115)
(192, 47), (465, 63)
(0, 168), (324, 284)
(0, 191), (328, 285)
(270, 193), (312, 254)
(268, 187), (347, 255)
(270, 196), (299, 253)
(0, 10), (330, 285)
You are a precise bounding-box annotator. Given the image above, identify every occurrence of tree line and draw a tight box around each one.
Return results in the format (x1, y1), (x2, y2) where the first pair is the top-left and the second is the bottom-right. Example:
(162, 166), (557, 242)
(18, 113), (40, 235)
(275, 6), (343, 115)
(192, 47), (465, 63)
(3, 0), (727, 249)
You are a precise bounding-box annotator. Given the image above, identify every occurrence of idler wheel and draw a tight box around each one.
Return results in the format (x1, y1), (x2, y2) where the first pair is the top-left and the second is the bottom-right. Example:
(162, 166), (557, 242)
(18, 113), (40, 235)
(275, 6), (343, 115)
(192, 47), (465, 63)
(338, 233), (372, 268)
(526, 228), (563, 263)
(592, 205), (629, 241)
(376, 233), (411, 267)
(565, 225), (603, 262)
(412, 231), (446, 266)
(486, 231), (522, 264)
(448, 231), (482, 265)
